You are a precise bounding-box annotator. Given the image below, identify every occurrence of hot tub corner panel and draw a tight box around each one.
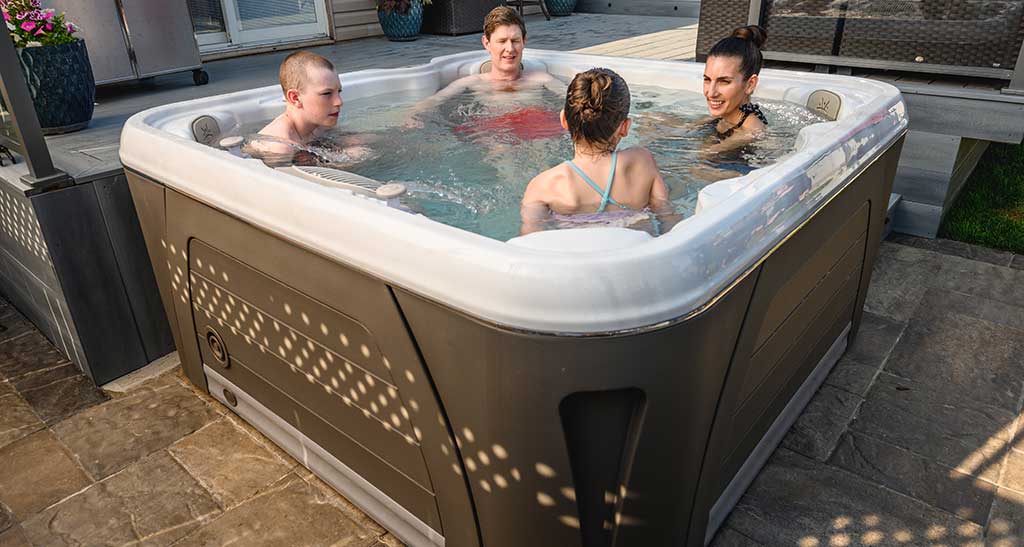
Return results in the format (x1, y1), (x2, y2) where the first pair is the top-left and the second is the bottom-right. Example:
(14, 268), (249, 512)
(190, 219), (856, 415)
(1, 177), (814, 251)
(126, 169), (481, 547)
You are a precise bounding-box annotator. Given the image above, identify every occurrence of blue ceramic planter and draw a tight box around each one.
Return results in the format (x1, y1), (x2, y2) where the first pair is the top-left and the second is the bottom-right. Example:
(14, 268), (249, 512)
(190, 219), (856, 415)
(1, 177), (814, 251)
(378, 1), (424, 42)
(16, 39), (95, 135)
(546, 0), (577, 16)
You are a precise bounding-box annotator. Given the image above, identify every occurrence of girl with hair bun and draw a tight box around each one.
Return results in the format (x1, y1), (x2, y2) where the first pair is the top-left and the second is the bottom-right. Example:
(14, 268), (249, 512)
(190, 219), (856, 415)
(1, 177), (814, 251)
(520, 68), (673, 235)
(702, 25), (770, 149)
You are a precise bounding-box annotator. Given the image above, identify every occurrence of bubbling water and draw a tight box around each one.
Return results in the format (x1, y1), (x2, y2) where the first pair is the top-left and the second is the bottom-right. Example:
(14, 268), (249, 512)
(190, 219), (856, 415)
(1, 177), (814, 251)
(242, 82), (826, 241)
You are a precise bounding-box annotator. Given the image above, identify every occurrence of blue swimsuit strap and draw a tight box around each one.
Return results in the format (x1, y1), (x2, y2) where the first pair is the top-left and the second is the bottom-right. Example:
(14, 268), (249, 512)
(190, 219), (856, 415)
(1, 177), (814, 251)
(565, 150), (627, 213)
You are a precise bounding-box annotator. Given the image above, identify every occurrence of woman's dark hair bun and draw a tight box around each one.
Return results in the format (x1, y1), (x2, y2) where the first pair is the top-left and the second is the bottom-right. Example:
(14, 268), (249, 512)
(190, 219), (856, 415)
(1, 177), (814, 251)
(732, 25), (767, 49)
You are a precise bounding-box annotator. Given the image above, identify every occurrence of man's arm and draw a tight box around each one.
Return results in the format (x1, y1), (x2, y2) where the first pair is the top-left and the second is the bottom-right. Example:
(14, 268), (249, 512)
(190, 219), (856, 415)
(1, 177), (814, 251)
(404, 76), (478, 125)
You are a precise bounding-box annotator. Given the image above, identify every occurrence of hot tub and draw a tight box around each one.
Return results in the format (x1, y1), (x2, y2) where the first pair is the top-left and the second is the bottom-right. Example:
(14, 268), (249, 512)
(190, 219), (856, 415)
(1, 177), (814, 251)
(121, 49), (906, 547)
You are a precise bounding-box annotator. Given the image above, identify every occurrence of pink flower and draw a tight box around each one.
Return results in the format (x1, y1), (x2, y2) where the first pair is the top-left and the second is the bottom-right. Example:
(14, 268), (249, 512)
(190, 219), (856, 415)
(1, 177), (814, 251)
(43, 22), (50, 30)
(65, 22), (74, 33)
(19, 20), (32, 31)
(40, 8), (51, 19)
(2, 12), (9, 21)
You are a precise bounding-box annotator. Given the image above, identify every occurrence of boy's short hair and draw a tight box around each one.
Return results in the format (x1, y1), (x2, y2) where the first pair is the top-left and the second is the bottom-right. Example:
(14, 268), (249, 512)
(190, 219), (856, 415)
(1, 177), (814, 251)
(483, 6), (526, 39)
(279, 51), (336, 94)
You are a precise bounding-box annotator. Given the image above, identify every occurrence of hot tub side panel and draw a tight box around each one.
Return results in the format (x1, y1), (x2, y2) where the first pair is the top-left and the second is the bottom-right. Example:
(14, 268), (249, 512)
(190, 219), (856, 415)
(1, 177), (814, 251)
(686, 136), (904, 546)
(393, 137), (904, 547)
(124, 170), (480, 547)
(126, 173), (191, 384)
(393, 277), (758, 547)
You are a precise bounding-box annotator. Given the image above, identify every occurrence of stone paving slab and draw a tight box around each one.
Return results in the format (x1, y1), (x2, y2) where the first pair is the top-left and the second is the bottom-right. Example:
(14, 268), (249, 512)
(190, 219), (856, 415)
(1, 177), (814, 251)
(0, 313), (35, 346)
(302, 473), (388, 538)
(22, 451), (220, 547)
(0, 430), (91, 518)
(884, 289), (1024, 413)
(0, 503), (11, 534)
(0, 333), (69, 383)
(170, 475), (377, 547)
(709, 526), (763, 547)
(0, 395), (42, 451)
(53, 380), (219, 480)
(863, 244), (944, 322)
(888, 233), (1015, 268)
(989, 488), (1024, 546)
(1002, 449), (1024, 494)
(782, 384), (864, 462)
(824, 311), (905, 398)
(10, 363), (78, 393)
(19, 375), (108, 425)
(852, 371), (1015, 482)
(830, 431), (997, 524)
(726, 448), (985, 546)
(1011, 253), (1024, 271)
(0, 526), (29, 547)
(168, 418), (294, 510)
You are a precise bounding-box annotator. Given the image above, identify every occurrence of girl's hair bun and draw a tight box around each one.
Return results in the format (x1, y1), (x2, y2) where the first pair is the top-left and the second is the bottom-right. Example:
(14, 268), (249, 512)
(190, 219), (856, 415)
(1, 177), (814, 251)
(564, 68), (631, 152)
(568, 71), (613, 122)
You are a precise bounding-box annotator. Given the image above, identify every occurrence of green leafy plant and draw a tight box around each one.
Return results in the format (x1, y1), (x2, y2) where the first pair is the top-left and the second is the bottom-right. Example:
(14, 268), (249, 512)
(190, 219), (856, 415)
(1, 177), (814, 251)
(377, 0), (431, 15)
(2, 0), (79, 48)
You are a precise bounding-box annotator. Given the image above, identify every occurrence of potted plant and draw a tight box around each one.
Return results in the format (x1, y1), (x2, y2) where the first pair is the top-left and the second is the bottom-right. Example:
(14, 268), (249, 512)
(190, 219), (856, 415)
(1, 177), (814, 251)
(377, 0), (432, 42)
(547, 0), (578, 17)
(2, 0), (93, 134)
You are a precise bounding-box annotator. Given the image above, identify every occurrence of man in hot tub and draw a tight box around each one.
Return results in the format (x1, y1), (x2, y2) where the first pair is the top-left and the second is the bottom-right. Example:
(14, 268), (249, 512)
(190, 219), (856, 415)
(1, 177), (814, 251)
(405, 6), (566, 139)
(246, 51), (372, 167)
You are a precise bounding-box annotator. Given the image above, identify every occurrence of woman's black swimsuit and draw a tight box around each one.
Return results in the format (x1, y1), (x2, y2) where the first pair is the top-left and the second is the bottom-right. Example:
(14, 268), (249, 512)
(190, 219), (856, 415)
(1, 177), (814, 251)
(711, 102), (769, 139)
(703, 103), (768, 174)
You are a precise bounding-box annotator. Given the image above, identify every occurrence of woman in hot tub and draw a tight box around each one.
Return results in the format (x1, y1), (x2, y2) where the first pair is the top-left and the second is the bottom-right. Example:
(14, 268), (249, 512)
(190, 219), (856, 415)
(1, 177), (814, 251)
(519, 68), (675, 235)
(245, 51), (372, 167)
(637, 26), (770, 183)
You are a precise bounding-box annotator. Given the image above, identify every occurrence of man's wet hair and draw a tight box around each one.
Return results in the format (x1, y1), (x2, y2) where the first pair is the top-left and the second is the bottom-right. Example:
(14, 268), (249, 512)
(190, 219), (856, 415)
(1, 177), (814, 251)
(483, 6), (527, 39)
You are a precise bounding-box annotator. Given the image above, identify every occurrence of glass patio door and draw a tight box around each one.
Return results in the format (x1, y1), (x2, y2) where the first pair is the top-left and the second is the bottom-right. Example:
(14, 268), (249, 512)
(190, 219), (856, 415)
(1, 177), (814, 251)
(189, 0), (330, 51)
(189, 0), (230, 48)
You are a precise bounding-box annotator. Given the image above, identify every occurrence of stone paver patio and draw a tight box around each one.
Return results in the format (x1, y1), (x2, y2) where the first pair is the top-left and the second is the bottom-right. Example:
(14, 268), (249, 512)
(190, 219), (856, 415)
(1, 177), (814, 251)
(2, 234), (1023, 546)
(2, 11), (1024, 547)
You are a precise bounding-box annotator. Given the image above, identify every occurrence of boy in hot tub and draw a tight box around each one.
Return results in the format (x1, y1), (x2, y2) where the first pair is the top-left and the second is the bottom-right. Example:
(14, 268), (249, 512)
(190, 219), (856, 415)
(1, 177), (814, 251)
(246, 51), (372, 167)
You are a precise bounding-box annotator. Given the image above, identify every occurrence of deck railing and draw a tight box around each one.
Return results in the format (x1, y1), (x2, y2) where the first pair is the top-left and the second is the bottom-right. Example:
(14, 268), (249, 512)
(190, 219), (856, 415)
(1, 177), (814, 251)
(0, 25), (70, 192)
(698, 0), (1024, 93)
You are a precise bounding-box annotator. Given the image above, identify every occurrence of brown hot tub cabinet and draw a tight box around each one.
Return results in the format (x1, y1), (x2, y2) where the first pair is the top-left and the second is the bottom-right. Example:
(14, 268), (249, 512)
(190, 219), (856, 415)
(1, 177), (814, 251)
(120, 50), (906, 546)
(126, 140), (901, 546)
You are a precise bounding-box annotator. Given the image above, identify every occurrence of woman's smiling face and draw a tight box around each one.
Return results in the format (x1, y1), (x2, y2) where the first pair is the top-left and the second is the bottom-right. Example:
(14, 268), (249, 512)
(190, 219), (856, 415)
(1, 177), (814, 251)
(703, 55), (758, 122)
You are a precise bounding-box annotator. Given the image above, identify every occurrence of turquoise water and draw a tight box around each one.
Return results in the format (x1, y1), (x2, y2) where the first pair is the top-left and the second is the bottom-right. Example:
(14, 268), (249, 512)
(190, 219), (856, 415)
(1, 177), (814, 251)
(246, 83), (826, 241)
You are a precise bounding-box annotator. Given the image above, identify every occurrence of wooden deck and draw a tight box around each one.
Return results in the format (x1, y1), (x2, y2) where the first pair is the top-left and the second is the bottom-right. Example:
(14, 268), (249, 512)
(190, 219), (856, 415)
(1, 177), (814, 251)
(574, 23), (699, 61)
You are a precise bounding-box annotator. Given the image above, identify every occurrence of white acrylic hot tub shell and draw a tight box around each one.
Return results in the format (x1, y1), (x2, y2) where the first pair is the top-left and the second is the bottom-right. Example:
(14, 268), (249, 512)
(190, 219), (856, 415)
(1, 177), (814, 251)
(120, 49), (907, 334)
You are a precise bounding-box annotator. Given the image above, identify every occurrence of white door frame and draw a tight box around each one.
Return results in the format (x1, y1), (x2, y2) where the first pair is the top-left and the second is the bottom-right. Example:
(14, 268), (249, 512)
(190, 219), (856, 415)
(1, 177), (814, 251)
(221, 0), (330, 46)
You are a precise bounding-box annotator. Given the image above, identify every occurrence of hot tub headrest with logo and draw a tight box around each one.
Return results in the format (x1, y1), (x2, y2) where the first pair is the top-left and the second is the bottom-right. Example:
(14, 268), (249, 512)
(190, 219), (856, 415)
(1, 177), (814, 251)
(807, 90), (842, 121)
(191, 115), (222, 146)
